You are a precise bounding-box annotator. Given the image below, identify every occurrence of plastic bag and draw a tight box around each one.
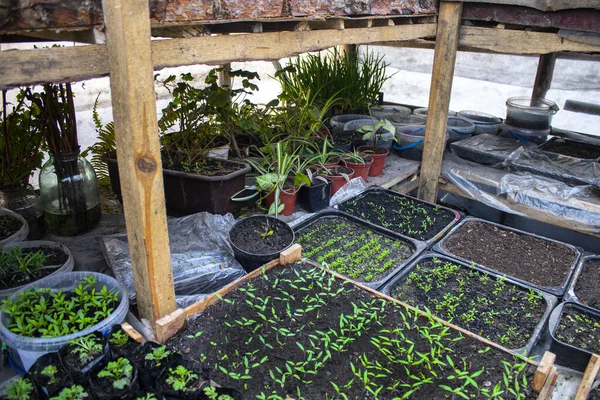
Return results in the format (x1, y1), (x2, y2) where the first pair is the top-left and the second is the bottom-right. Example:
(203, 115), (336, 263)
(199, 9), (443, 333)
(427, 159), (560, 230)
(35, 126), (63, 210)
(330, 178), (368, 206)
(101, 212), (245, 307)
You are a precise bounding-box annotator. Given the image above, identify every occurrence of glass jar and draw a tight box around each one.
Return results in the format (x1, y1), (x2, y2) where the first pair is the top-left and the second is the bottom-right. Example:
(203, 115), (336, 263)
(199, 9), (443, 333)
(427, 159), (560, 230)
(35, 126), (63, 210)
(39, 151), (101, 236)
(0, 186), (45, 239)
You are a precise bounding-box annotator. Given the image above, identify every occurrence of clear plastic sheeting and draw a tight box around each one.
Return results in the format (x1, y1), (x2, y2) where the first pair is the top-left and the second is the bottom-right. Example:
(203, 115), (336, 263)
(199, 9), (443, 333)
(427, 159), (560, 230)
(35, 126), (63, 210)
(449, 133), (535, 166)
(503, 147), (600, 188)
(101, 212), (246, 308)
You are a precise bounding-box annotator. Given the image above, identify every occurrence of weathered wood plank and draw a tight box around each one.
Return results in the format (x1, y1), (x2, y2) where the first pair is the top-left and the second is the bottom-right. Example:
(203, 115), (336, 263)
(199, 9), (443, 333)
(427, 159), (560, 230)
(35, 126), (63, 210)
(102, 0), (176, 327)
(290, 0), (437, 17)
(575, 354), (600, 400)
(418, 1), (463, 204)
(0, 23), (436, 89)
(533, 352), (556, 392)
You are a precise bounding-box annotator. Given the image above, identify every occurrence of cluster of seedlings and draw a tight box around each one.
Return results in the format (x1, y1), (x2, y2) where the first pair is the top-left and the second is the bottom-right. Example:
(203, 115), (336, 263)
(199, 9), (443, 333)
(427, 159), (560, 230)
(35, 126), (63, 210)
(554, 305), (600, 354)
(0, 246), (67, 291)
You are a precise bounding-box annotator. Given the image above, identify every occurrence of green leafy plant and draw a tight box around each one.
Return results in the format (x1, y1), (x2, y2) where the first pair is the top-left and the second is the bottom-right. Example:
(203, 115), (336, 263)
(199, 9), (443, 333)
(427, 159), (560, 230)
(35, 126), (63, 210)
(203, 386), (234, 400)
(50, 384), (89, 400)
(144, 345), (173, 367)
(166, 365), (198, 392)
(357, 119), (396, 144)
(41, 364), (59, 385)
(97, 358), (133, 390)
(82, 94), (115, 185)
(136, 394), (157, 400)
(0, 246), (50, 284)
(4, 377), (34, 400)
(109, 330), (129, 347)
(69, 334), (103, 364)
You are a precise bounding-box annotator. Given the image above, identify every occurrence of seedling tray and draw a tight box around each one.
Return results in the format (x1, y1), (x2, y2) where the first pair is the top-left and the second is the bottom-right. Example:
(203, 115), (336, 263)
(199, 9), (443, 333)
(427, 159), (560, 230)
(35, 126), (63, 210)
(380, 252), (557, 356)
(538, 137), (600, 162)
(336, 187), (461, 245)
(174, 258), (546, 399)
(563, 253), (600, 311)
(449, 134), (534, 166)
(433, 217), (582, 297)
(549, 301), (600, 372)
(293, 210), (426, 290)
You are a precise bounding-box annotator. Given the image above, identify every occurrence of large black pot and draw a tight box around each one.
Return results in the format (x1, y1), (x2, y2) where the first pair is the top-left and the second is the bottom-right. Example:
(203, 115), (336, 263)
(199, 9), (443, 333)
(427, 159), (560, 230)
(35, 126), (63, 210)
(298, 178), (332, 213)
(229, 215), (295, 273)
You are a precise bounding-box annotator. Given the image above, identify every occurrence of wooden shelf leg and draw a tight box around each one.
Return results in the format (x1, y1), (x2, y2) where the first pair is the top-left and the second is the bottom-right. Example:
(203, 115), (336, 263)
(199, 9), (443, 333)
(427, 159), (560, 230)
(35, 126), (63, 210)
(575, 354), (600, 400)
(418, 1), (463, 204)
(102, 0), (177, 328)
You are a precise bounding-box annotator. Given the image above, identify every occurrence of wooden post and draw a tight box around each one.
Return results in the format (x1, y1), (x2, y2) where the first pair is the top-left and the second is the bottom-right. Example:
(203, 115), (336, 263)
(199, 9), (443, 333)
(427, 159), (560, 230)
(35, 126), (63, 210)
(418, 1), (463, 203)
(532, 53), (557, 100)
(102, 0), (177, 327)
(219, 63), (232, 87)
(575, 354), (600, 400)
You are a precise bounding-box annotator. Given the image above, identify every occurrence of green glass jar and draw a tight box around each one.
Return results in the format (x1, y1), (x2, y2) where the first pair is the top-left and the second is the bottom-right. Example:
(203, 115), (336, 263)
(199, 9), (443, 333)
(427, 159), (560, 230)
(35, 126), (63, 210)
(39, 151), (101, 236)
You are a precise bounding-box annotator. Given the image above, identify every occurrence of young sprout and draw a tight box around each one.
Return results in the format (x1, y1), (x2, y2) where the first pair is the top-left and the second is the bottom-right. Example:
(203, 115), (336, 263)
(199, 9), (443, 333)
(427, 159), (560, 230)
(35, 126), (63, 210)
(4, 378), (34, 400)
(69, 334), (103, 364)
(145, 345), (173, 367)
(50, 385), (89, 400)
(97, 358), (133, 389)
(166, 365), (198, 392)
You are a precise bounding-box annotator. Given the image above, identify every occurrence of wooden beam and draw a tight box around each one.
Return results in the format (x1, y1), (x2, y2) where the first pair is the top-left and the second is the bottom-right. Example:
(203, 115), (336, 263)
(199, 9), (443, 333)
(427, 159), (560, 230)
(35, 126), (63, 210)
(0, 23), (436, 90)
(102, 0), (176, 327)
(532, 53), (557, 99)
(418, 1), (463, 204)
(575, 354), (600, 400)
(533, 352), (556, 393)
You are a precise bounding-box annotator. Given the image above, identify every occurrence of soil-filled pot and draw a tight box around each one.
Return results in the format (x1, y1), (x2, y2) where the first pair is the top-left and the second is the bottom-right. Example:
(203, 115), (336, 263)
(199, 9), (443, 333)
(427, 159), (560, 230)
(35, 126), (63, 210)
(0, 187), (45, 240)
(28, 352), (74, 397)
(0, 207), (28, 247)
(264, 187), (298, 217)
(0, 240), (74, 300)
(298, 178), (332, 213)
(549, 301), (600, 372)
(229, 215), (294, 273)
(357, 146), (389, 177)
(106, 156), (251, 216)
(156, 359), (209, 400)
(340, 156), (373, 182)
(321, 166), (354, 196)
(59, 332), (110, 384)
(89, 357), (140, 400)
(132, 342), (180, 392)
(108, 324), (139, 359)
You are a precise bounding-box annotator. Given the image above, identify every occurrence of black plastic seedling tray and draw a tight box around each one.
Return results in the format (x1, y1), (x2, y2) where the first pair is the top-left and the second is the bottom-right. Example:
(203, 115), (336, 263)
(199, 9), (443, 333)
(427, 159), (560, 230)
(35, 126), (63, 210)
(563, 253), (600, 308)
(336, 187), (462, 246)
(293, 210), (426, 291)
(549, 301), (600, 372)
(538, 137), (600, 162)
(433, 217), (582, 297)
(380, 251), (557, 356)
(449, 134), (534, 166)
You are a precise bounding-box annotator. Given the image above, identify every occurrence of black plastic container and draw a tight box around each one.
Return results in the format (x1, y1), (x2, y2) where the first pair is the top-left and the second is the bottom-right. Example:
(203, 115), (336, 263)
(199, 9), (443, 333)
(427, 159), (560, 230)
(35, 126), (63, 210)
(298, 178), (332, 213)
(380, 252), (557, 356)
(563, 253), (599, 308)
(449, 134), (534, 166)
(433, 217), (582, 297)
(538, 137), (600, 162)
(106, 157), (251, 216)
(293, 210), (426, 290)
(59, 332), (110, 385)
(549, 301), (600, 372)
(229, 215), (295, 273)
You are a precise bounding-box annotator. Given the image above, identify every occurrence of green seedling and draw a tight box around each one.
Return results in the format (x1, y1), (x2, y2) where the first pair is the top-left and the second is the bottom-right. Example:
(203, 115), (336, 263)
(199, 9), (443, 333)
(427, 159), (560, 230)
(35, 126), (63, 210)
(136, 394), (157, 400)
(41, 364), (59, 384)
(4, 378), (34, 400)
(97, 358), (133, 389)
(203, 386), (235, 400)
(50, 384), (89, 400)
(166, 365), (198, 392)
(109, 330), (129, 347)
(145, 345), (173, 367)
(69, 334), (103, 364)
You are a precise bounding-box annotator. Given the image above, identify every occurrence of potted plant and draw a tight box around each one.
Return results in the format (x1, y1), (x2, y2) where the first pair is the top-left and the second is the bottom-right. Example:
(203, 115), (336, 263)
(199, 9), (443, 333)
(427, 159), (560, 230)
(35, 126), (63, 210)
(60, 333), (109, 383)
(229, 215), (294, 272)
(49, 384), (90, 400)
(0, 88), (45, 239)
(27, 83), (101, 236)
(91, 357), (138, 400)
(356, 119), (396, 177)
(318, 165), (354, 196)
(133, 343), (177, 392)
(107, 325), (138, 359)
(339, 150), (373, 181)
(28, 353), (73, 398)
(297, 169), (332, 213)
(157, 362), (206, 399)
(2, 377), (39, 400)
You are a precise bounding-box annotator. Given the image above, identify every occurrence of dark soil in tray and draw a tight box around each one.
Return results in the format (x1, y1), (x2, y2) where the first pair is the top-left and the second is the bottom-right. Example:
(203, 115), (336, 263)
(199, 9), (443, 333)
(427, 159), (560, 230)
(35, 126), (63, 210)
(554, 305), (600, 354)
(0, 246), (69, 291)
(169, 262), (536, 399)
(162, 154), (243, 177)
(575, 258), (600, 309)
(295, 216), (414, 283)
(230, 217), (293, 254)
(444, 221), (576, 288)
(542, 139), (600, 160)
(0, 215), (22, 241)
(339, 190), (456, 241)
(389, 257), (546, 349)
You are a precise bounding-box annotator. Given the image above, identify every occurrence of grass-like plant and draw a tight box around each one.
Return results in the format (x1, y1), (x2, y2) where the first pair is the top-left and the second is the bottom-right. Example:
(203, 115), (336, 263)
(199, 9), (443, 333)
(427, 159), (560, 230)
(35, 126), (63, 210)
(0, 246), (50, 284)
(97, 358), (133, 389)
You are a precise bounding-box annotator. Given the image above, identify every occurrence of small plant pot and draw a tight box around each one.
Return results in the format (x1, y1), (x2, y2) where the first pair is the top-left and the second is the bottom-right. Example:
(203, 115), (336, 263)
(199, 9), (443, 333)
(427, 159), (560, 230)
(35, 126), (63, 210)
(108, 324), (139, 359)
(132, 342), (181, 392)
(89, 358), (140, 400)
(199, 386), (243, 400)
(0, 207), (28, 247)
(28, 352), (74, 398)
(322, 166), (354, 196)
(340, 156), (373, 182)
(59, 331), (110, 385)
(156, 359), (209, 400)
(229, 215), (295, 273)
(298, 178), (332, 213)
(357, 146), (389, 177)
(264, 187), (298, 217)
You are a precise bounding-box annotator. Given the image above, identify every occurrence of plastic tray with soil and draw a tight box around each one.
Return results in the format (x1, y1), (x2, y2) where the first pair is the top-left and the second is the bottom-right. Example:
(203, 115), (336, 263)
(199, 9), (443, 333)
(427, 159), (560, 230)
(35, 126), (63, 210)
(381, 253), (556, 355)
(565, 254), (600, 310)
(167, 261), (539, 399)
(538, 137), (600, 161)
(549, 302), (600, 372)
(434, 217), (580, 296)
(294, 211), (424, 289)
(337, 188), (460, 242)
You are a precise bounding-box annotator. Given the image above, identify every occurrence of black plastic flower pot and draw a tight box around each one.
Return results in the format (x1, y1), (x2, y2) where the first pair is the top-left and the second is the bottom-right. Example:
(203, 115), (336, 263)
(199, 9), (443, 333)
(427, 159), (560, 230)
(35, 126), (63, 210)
(108, 324), (139, 359)
(105, 156), (251, 216)
(229, 215), (295, 273)
(298, 178), (332, 213)
(59, 332), (110, 385)
(88, 358), (140, 400)
(156, 358), (209, 400)
(132, 342), (181, 392)
(28, 352), (74, 398)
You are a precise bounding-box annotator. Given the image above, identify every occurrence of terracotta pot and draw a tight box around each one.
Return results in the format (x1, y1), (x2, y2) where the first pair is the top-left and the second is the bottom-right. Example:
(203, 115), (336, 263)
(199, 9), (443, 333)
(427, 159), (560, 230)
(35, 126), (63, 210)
(264, 187), (298, 216)
(340, 155), (373, 182)
(357, 146), (389, 177)
(323, 166), (354, 196)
